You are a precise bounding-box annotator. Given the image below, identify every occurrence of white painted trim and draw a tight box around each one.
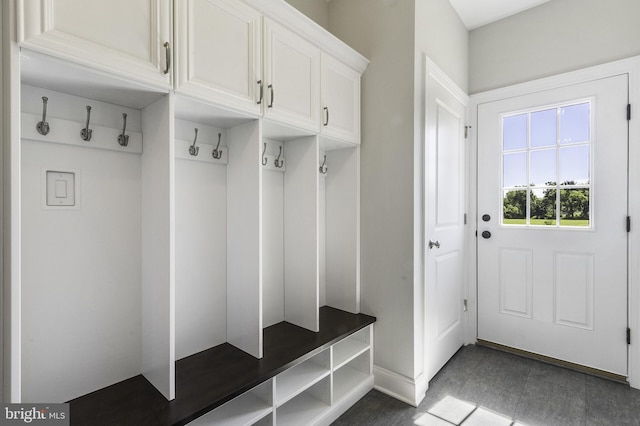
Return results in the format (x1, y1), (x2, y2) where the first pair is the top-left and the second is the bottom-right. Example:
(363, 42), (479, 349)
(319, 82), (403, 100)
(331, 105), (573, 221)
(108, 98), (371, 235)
(470, 55), (640, 390)
(3, 0), (21, 402)
(373, 365), (427, 407)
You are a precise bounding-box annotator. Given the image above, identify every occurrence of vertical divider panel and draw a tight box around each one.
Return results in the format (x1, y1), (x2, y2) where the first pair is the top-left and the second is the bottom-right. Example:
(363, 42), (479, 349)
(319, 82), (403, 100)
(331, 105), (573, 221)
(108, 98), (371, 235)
(141, 93), (176, 400)
(284, 136), (319, 332)
(325, 146), (360, 313)
(227, 120), (263, 358)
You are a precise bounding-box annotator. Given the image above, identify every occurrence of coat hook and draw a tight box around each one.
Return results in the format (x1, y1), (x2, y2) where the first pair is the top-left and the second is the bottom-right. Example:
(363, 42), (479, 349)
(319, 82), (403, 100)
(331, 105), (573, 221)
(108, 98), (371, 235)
(262, 142), (268, 166)
(212, 133), (223, 159)
(80, 105), (92, 141)
(36, 96), (50, 135)
(118, 113), (129, 147)
(275, 146), (284, 168)
(189, 128), (199, 156)
(319, 155), (328, 174)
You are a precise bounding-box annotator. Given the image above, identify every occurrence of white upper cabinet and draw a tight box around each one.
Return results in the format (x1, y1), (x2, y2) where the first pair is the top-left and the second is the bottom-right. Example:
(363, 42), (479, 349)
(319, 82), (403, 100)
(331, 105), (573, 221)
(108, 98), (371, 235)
(263, 18), (320, 133)
(18, 0), (172, 88)
(175, 0), (262, 115)
(321, 53), (361, 144)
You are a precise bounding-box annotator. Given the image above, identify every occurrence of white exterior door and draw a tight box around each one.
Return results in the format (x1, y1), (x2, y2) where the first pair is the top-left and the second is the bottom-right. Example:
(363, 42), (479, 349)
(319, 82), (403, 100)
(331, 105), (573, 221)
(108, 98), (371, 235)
(425, 67), (467, 380)
(477, 75), (629, 376)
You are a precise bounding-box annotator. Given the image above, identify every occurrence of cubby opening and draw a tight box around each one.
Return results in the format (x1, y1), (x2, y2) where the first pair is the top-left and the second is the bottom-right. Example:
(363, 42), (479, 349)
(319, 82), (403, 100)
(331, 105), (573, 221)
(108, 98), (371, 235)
(319, 141), (360, 314)
(275, 349), (330, 407)
(261, 131), (319, 333)
(18, 47), (174, 402)
(333, 350), (371, 404)
(276, 375), (331, 426)
(188, 379), (273, 426)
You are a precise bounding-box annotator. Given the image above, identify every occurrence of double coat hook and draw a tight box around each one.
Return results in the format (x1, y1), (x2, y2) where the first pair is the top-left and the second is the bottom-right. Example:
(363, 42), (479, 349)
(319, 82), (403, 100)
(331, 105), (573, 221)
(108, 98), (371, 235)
(319, 155), (328, 174)
(37, 96), (50, 135)
(80, 106), (92, 141)
(274, 146), (284, 168)
(189, 128), (199, 156)
(212, 133), (223, 159)
(118, 113), (129, 147)
(262, 143), (268, 165)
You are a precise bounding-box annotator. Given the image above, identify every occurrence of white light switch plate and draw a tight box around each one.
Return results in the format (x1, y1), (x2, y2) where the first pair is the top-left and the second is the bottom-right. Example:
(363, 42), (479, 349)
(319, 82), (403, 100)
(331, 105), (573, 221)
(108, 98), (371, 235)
(43, 169), (80, 209)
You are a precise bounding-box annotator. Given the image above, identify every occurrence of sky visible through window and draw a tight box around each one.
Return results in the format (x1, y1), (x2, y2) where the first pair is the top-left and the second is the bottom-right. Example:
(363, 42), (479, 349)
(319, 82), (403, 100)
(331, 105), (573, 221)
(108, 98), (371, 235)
(502, 102), (591, 227)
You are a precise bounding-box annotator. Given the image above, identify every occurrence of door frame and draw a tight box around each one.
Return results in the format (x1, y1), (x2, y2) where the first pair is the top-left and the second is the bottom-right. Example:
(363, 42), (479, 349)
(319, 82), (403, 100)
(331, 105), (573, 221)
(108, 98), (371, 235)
(469, 55), (640, 389)
(423, 57), (469, 382)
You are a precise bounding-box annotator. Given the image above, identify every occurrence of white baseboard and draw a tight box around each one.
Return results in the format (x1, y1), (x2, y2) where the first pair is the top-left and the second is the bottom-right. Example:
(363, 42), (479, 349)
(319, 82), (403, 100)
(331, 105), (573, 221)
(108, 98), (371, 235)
(372, 365), (427, 407)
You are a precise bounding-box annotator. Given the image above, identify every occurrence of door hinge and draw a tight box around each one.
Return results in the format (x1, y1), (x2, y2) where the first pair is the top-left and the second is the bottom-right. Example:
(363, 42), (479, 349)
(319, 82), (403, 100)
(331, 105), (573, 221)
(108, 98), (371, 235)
(627, 104), (631, 121)
(627, 327), (631, 345)
(464, 125), (472, 139)
(627, 216), (631, 232)
(463, 299), (468, 312)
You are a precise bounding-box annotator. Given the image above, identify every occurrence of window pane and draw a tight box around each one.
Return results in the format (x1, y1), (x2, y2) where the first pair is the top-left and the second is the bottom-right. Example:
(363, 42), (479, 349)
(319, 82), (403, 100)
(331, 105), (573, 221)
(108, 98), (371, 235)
(503, 189), (527, 224)
(503, 114), (527, 151)
(531, 188), (557, 225)
(559, 145), (590, 185)
(503, 152), (527, 188)
(560, 103), (590, 144)
(530, 108), (557, 148)
(530, 149), (556, 187)
(560, 188), (590, 226)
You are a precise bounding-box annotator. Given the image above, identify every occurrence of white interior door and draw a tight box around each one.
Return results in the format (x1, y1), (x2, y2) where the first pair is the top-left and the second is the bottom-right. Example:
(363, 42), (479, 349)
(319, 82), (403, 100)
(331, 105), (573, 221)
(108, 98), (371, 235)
(477, 75), (629, 376)
(425, 68), (467, 380)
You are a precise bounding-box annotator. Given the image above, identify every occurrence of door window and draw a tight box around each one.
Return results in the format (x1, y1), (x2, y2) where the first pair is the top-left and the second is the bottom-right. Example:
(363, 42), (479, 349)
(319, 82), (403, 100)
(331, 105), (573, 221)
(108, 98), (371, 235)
(502, 101), (591, 227)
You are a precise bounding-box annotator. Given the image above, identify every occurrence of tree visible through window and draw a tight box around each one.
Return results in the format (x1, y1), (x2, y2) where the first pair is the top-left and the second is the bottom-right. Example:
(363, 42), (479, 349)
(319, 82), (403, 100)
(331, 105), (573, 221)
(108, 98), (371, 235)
(501, 102), (591, 227)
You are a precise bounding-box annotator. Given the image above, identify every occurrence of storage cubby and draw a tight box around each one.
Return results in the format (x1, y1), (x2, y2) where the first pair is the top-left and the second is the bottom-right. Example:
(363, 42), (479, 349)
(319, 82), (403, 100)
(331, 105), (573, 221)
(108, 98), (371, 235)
(188, 379), (273, 426)
(332, 324), (371, 371)
(275, 349), (330, 407)
(18, 51), (174, 401)
(174, 116), (228, 360)
(261, 131), (320, 333)
(319, 141), (361, 314)
(333, 350), (372, 404)
(276, 376), (331, 426)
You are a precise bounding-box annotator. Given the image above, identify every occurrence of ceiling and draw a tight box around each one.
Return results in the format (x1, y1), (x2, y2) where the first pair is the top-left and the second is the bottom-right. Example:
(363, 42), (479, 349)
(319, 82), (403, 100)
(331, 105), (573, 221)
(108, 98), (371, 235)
(448, 0), (552, 30)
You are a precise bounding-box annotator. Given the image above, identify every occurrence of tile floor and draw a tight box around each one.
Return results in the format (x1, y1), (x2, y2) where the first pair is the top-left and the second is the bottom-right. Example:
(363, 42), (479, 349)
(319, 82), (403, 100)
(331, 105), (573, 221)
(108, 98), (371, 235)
(332, 344), (640, 426)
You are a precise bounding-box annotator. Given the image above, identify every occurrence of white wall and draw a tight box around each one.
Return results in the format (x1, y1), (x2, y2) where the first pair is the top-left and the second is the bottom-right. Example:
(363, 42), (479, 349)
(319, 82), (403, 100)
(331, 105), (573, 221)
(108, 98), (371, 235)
(20, 88), (142, 402)
(284, 0), (329, 29)
(327, 0), (468, 404)
(469, 0), (640, 93)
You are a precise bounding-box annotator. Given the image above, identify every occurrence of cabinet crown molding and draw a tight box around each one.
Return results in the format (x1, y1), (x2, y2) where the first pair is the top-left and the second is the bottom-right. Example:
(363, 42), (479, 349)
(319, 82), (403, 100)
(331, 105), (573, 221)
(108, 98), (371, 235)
(242, 0), (369, 73)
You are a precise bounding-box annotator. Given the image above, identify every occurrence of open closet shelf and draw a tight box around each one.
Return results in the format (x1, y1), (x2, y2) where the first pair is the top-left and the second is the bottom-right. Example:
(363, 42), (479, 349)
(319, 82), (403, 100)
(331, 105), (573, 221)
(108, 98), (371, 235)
(68, 306), (375, 426)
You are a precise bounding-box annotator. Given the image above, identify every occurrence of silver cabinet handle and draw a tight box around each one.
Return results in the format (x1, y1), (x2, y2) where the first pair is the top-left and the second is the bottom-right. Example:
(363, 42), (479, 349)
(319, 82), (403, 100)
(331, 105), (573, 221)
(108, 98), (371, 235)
(428, 240), (440, 249)
(257, 80), (264, 104)
(163, 41), (171, 74)
(268, 84), (274, 108)
(323, 106), (329, 126)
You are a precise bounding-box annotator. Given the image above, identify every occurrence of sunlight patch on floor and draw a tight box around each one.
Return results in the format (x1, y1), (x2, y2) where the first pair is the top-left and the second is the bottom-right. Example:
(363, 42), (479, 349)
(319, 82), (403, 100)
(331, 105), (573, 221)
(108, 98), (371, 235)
(413, 395), (527, 426)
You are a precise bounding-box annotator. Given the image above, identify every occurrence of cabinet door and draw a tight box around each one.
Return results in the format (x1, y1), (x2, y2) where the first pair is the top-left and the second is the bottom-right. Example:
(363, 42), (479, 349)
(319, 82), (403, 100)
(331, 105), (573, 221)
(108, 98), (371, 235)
(263, 19), (320, 132)
(321, 54), (361, 144)
(175, 0), (262, 115)
(18, 0), (171, 88)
